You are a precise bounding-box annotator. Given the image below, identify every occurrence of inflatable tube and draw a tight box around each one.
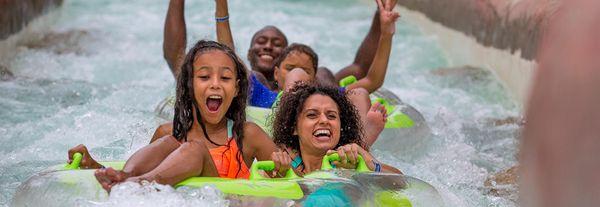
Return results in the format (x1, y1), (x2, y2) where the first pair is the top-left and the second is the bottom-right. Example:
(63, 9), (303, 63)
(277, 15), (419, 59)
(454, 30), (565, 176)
(13, 153), (443, 206)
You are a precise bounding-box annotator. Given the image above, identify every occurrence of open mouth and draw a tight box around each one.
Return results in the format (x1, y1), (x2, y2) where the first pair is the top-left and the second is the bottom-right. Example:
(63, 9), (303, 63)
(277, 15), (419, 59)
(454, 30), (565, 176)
(313, 129), (332, 141)
(206, 95), (223, 112)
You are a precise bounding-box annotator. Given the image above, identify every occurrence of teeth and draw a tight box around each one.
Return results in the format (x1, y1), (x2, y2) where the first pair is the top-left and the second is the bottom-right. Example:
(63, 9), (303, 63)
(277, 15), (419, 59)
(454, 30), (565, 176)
(313, 129), (331, 137)
(260, 55), (273, 58)
(208, 95), (222, 99)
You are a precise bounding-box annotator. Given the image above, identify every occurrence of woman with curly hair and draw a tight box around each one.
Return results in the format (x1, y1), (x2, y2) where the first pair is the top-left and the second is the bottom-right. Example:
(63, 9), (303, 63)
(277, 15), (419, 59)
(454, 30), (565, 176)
(269, 83), (402, 176)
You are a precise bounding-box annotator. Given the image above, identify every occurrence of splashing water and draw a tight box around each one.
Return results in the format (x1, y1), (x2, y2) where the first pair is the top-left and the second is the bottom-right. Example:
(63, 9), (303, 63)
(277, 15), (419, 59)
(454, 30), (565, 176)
(0, 0), (519, 206)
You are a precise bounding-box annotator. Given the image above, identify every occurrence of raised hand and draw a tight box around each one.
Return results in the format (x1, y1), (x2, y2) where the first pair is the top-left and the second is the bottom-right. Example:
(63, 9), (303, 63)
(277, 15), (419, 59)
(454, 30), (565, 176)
(376, 0), (401, 35)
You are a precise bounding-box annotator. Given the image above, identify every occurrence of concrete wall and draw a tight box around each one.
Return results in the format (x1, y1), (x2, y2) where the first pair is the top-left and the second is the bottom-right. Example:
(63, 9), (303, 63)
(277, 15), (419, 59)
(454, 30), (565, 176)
(0, 0), (63, 40)
(397, 0), (561, 107)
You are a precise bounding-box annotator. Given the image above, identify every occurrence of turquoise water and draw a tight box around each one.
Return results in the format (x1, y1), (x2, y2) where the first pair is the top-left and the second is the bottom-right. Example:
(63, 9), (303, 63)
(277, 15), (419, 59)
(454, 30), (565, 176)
(0, 0), (519, 206)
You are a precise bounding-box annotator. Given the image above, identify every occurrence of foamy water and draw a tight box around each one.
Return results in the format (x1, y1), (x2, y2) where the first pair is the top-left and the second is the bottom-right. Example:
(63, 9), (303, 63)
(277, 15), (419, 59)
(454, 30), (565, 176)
(0, 0), (519, 206)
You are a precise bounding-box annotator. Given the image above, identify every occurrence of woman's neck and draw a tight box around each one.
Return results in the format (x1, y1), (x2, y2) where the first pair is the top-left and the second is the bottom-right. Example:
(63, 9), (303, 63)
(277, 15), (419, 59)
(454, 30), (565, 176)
(299, 146), (327, 174)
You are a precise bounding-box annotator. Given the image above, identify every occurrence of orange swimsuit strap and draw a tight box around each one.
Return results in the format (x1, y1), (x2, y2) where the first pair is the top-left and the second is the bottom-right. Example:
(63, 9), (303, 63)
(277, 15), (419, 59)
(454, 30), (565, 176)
(208, 119), (250, 179)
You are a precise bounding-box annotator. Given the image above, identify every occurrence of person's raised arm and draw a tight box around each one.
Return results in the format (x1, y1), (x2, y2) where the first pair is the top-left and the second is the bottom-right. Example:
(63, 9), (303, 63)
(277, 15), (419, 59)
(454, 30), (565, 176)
(334, 0), (397, 82)
(215, 0), (234, 50)
(163, 0), (187, 78)
(346, 0), (399, 93)
(335, 9), (380, 81)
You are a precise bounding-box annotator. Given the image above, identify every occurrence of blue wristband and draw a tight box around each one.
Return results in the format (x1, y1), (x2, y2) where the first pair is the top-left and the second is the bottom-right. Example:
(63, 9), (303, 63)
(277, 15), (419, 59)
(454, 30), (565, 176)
(216, 15), (229, 22)
(372, 160), (381, 172)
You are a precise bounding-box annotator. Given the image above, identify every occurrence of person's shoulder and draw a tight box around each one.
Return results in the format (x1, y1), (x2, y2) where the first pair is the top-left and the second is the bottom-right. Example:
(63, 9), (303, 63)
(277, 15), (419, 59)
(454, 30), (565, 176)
(243, 122), (266, 134)
(151, 122), (174, 143)
(158, 123), (174, 134)
(242, 122), (270, 142)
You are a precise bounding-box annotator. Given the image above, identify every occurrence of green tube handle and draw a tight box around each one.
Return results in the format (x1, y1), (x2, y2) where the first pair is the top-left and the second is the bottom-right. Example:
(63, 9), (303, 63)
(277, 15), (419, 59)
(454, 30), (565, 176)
(64, 152), (83, 170)
(339, 75), (358, 87)
(321, 153), (372, 172)
(250, 161), (300, 180)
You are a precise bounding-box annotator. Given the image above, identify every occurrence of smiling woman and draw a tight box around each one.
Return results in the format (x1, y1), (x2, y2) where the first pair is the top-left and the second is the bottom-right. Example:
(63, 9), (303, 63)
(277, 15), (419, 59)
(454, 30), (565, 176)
(270, 82), (401, 176)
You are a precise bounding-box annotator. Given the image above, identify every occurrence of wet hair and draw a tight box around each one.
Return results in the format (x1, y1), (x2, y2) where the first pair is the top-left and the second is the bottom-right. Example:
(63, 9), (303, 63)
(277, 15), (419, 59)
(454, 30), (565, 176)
(172, 40), (249, 175)
(272, 82), (366, 153)
(273, 43), (319, 75)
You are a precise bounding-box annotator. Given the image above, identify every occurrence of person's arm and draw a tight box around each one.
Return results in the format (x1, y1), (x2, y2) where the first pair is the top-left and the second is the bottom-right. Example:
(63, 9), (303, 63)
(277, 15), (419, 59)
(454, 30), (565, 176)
(346, 0), (399, 93)
(215, 0), (234, 50)
(163, 0), (187, 78)
(150, 123), (173, 143)
(334, 9), (381, 81)
(243, 122), (277, 161)
(331, 143), (402, 174)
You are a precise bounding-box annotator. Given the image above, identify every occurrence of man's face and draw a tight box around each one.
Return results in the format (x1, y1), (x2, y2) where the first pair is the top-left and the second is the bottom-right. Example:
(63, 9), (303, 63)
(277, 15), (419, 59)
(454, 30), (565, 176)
(248, 27), (287, 75)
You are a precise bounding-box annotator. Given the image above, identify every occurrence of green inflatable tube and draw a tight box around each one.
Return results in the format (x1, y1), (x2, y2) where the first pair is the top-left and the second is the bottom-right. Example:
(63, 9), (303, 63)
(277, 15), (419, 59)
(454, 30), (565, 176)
(62, 153), (412, 205)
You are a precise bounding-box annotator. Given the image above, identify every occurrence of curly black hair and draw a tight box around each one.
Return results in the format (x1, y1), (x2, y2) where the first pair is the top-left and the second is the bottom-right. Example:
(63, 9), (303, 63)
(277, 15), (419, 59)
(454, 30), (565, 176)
(272, 82), (366, 154)
(172, 40), (249, 160)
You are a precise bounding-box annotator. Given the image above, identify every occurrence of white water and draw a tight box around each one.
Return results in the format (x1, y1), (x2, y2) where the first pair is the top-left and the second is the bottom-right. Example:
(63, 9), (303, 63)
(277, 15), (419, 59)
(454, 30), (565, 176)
(0, 0), (519, 206)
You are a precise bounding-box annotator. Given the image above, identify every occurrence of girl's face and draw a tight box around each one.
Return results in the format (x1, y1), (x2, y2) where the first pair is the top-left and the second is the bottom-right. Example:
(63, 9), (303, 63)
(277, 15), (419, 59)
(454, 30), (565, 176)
(193, 50), (238, 125)
(295, 94), (341, 154)
(274, 52), (316, 90)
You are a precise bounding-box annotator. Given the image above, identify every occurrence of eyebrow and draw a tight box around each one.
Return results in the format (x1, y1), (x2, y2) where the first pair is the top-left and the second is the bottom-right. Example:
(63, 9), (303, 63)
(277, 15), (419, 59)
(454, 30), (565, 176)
(194, 66), (233, 72)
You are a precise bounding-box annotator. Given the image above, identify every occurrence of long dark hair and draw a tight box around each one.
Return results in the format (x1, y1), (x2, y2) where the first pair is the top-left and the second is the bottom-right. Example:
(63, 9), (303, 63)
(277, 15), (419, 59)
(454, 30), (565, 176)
(172, 40), (249, 163)
(272, 82), (366, 154)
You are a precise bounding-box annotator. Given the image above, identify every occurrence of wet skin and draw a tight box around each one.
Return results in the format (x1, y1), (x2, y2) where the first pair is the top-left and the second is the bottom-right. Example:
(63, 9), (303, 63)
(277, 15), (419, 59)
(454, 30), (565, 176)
(192, 50), (239, 125)
(248, 27), (287, 83)
(295, 94), (341, 154)
(274, 52), (316, 91)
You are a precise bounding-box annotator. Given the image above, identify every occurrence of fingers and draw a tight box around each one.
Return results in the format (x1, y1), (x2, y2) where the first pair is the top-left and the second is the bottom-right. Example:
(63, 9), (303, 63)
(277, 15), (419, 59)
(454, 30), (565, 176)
(385, 0), (393, 10)
(68, 144), (87, 162)
(337, 144), (359, 167)
(346, 144), (359, 165)
(271, 150), (292, 177)
(337, 147), (347, 166)
(271, 151), (281, 177)
(370, 102), (381, 112)
(375, 0), (384, 11)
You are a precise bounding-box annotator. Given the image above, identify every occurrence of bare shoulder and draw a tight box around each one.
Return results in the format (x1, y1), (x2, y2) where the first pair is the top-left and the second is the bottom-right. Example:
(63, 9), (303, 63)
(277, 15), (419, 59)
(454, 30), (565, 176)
(151, 122), (174, 143)
(242, 122), (272, 145)
(243, 122), (268, 138)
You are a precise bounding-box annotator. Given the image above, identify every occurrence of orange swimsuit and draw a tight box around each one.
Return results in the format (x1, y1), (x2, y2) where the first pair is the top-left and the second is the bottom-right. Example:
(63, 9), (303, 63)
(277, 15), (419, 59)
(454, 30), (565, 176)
(207, 119), (250, 179)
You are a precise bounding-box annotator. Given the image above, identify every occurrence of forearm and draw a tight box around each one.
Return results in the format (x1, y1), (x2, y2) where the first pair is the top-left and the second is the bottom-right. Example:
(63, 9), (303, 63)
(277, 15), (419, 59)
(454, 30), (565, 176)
(335, 10), (381, 81)
(348, 34), (393, 93)
(215, 0), (234, 50)
(122, 136), (180, 176)
(354, 10), (382, 77)
(163, 0), (187, 78)
(381, 163), (403, 174)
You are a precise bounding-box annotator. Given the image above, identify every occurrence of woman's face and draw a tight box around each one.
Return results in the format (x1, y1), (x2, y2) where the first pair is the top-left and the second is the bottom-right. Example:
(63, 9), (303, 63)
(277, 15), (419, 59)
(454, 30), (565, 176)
(192, 50), (238, 125)
(295, 94), (341, 154)
(274, 52), (316, 90)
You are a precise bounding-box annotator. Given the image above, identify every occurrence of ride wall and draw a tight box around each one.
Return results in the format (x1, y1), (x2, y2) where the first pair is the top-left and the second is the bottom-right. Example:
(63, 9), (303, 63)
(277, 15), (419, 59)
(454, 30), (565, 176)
(0, 0), (63, 40)
(396, 0), (560, 107)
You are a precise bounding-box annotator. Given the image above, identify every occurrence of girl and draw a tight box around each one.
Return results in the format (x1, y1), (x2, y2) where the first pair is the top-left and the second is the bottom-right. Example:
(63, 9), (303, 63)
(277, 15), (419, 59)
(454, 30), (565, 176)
(91, 40), (277, 191)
